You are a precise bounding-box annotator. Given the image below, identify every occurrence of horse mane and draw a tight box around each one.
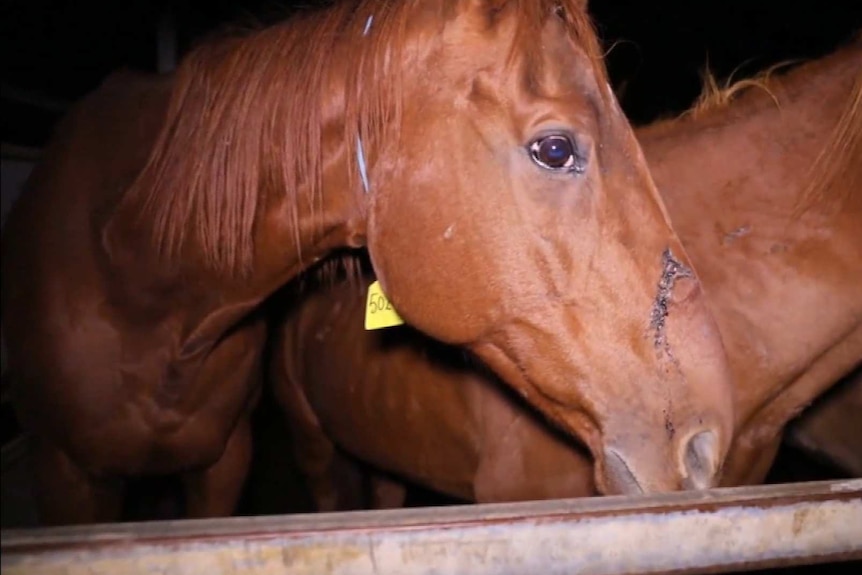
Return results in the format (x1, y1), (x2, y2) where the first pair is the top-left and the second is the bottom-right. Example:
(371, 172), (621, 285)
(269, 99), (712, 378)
(119, 0), (603, 277)
(122, 0), (406, 277)
(294, 249), (369, 297)
(681, 60), (797, 120)
(795, 67), (862, 216)
(659, 38), (861, 217)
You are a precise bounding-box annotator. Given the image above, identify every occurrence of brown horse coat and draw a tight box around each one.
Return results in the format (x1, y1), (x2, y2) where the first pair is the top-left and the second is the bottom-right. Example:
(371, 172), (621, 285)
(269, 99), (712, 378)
(2, 0), (735, 524)
(273, 38), (862, 508)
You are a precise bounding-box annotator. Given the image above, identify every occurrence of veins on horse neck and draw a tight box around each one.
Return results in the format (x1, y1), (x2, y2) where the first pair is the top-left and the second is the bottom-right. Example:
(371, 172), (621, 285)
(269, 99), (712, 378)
(649, 248), (693, 364)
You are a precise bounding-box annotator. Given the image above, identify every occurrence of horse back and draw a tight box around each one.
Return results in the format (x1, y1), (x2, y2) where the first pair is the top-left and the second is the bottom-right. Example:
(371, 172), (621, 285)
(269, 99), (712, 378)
(2, 69), (172, 296)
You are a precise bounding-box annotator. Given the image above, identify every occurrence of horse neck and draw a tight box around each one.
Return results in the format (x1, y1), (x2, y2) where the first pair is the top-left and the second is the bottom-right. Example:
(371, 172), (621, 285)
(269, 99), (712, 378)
(106, 170), (364, 360)
(101, 15), (374, 351)
(639, 42), (862, 423)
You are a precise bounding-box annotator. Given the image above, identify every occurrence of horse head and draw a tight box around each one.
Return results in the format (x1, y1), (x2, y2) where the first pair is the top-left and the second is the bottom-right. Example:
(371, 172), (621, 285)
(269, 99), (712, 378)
(361, 0), (736, 494)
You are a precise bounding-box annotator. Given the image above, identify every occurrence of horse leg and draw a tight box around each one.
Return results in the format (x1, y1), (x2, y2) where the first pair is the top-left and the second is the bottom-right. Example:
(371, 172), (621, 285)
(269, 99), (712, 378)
(180, 415), (253, 518)
(31, 436), (125, 525)
(272, 384), (366, 510)
(367, 471), (408, 509)
(290, 423), (368, 512)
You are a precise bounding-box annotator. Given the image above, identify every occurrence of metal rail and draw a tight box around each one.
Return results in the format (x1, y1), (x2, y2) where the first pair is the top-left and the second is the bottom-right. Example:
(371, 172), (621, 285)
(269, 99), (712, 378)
(2, 479), (861, 575)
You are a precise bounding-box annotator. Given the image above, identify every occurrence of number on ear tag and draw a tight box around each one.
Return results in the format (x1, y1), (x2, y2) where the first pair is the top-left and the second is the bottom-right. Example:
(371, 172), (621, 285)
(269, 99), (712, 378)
(365, 280), (405, 330)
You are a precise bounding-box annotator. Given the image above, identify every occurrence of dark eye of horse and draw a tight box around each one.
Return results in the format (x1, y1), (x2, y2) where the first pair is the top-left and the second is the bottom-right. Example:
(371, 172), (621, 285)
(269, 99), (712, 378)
(528, 135), (583, 173)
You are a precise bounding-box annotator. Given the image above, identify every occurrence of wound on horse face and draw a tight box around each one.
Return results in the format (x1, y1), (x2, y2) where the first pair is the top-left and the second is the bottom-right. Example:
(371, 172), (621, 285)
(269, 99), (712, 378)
(650, 248), (694, 361)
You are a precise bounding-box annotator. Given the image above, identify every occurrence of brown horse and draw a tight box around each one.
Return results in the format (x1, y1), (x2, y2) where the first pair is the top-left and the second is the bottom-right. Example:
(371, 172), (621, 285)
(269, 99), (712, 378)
(0, 0), (734, 525)
(272, 37), (862, 509)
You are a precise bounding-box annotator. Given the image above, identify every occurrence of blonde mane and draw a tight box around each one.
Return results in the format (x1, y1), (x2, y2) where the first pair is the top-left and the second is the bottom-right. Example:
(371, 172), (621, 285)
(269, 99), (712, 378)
(796, 70), (862, 216)
(672, 41), (861, 216)
(681, 60), (798, 120)
(119, 0), (603, 277)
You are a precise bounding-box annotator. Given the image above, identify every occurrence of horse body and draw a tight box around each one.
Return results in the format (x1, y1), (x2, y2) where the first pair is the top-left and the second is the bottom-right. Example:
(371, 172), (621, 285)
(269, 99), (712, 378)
(273, 38), (862, 509)
(275, 274), (595, 508)
(641, 38), (862, 483)
(1, 71), (268, 522)
(3, 0), (734, 524)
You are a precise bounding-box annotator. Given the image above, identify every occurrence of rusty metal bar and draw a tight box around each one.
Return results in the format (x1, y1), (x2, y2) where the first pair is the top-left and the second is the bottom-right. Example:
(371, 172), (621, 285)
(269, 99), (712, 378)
(2, 479), (861, 575)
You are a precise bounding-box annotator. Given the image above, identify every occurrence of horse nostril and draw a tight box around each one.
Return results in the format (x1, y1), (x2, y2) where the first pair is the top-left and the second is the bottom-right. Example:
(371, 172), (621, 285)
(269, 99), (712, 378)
(602, 449), (645, 495)
(682, 430), (719, 490)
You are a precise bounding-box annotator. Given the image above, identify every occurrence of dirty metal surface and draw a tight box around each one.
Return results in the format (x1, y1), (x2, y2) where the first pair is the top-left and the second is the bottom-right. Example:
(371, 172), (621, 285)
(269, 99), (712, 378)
(2, 479), (861, 575)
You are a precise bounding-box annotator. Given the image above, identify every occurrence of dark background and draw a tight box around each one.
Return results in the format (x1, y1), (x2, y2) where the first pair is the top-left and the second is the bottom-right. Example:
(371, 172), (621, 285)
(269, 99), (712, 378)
(2, 0), (860, 149)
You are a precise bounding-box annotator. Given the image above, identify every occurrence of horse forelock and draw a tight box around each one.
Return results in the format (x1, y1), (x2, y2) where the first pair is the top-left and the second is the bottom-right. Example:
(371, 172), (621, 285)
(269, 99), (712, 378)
(121, 0), (603, 278)
(507, 0), (606, 88)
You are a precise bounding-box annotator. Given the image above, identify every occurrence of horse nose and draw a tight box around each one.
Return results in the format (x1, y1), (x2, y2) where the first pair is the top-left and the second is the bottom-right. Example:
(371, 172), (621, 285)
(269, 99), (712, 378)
(600, 428), (722, 494)
(602, 448), (645, 495)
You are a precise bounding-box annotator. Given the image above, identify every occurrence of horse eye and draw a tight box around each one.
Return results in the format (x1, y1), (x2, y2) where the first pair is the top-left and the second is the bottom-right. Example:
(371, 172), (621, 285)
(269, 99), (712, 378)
(528, 134), (583, 173)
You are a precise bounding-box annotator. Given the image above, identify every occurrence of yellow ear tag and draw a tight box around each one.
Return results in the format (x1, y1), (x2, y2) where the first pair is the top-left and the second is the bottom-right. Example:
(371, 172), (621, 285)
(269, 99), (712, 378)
(365, 280), (405, 330)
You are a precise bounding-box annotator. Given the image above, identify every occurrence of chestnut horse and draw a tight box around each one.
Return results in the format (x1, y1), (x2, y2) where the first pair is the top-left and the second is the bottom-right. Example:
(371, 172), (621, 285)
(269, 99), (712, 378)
(271, 37), (862, 508)
(0, 0), (734, 525)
